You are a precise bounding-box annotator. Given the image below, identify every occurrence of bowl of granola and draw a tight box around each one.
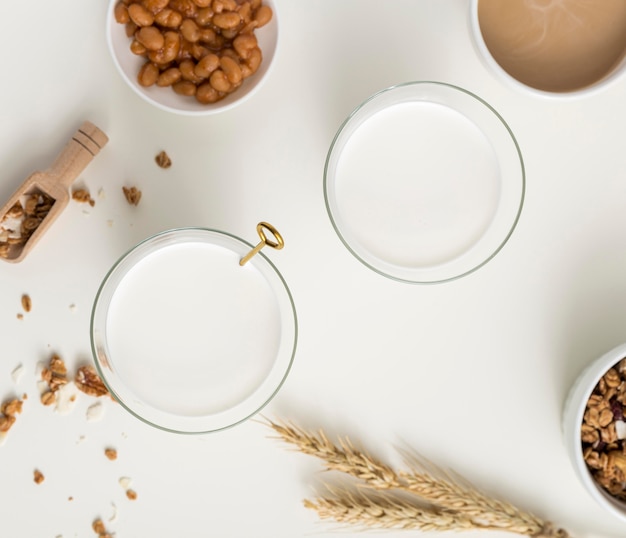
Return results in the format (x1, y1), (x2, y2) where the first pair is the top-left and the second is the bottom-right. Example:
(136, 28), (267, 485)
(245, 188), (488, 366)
(563, 343), (626, 521)
(107, 0), (279, 115)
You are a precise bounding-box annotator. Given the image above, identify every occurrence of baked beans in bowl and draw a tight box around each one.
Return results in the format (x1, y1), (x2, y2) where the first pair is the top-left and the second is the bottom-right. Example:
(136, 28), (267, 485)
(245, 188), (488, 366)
(106, 0), (279, 115)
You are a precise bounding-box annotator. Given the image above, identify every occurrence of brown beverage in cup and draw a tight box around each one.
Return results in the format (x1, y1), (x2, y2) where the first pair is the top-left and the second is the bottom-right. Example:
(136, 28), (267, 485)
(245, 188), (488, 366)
(475, 0), (626, 93)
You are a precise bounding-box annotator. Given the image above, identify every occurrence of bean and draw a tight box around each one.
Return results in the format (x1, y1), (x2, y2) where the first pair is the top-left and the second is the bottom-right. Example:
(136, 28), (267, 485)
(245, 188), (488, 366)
(253, 5), (272, 27)
(157, 67), (182, 86)
(220, 55), (242, 84)
(241, 46), (261, 78)
(142, 0), (169, 13)
(213, 11), (241, 29)
(196, 83), (221, 104)
(192, 0), (212, 7)
(172, 80), (197, 96)
(128, 3), (155, 26)
(213, 0), (237, 12)
(233, 33), (257, 59)
(198, 27), (218, 46)
(180, 18), (201, 42)
(137, 61), (159, 86)
(130, 39), (147, 55)
(169, 0), (197, 18)
(154, 8), (183, 28)
(209, 69), (231, 92)
(194, 53), (219, 78)
(148, 30), (181, 64)
(195, 7), (215, 26)
(114, 2), (130, 24)
(136, 26), (165, 50)
(190, 43), (210, 60)
(237, 2), (251, 22)
(179, 59), (204, 83)
(125, 21), (138, 37)
(250, 0), (261, 9)
(220, 47), (238, 61)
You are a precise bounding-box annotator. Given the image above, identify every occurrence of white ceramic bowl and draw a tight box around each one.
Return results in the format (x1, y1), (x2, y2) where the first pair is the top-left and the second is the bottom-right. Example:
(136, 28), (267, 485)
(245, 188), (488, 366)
(106, 0), (279, 115)
(562, 342), (626, 521)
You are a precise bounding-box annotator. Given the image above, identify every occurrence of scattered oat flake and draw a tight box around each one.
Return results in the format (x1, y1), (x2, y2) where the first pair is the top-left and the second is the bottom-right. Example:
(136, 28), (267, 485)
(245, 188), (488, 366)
(108, 502), (118, 523)
(122, 186), (142, 206)
(105, 447), (117, 461)
(11, 363), (24, 383)
(119, 476), (132, 490)
(86, 401), (105, 422)
(21, 294), (31, 312)
(69, 303), (77, 313)
(33, 469), (44, 484)
(54, 382), (79, 415)
(98, 188), (106, 200)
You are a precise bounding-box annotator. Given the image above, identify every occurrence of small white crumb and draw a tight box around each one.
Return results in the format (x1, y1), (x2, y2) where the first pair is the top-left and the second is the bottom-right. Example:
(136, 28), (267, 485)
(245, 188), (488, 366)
(36, 380), (48, 396)
(106, 220), (114, 227)
(54, 383), (79, 415)
(82, 210), (91, 216)
(86, 401), (105, 422)
(616, 420), (626, 440)
(108, 502), (118, 523)
(76, 435), (86, 445)
(69, 303), (77, 313)
(11, 363), (24, 383)
(98, 188), (106, 200)
(119, 476), (132, 490)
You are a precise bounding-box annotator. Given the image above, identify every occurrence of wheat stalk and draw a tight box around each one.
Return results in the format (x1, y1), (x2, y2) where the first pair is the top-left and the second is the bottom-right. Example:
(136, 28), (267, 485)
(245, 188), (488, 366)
(265, 418), (570, 537)
(305, 486), (478, 532)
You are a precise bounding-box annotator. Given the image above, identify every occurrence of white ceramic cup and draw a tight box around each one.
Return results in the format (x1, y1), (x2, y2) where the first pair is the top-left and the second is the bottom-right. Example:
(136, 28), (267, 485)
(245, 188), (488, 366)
(562, 342), (626, 522)
(469, 0), (626, 98)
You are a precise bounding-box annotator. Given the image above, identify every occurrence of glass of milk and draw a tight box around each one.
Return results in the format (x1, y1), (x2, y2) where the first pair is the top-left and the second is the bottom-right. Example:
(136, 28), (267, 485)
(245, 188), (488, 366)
(90, 227), (297, 434)
(324, 81), (525, 284)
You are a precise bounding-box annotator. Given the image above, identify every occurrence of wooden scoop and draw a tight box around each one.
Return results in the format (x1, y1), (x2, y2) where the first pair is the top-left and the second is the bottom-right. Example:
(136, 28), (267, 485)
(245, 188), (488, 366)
(0, 121), (108, 263)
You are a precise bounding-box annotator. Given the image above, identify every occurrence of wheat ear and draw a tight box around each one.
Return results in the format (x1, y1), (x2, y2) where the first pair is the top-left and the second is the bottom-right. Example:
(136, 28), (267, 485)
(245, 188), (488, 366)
(305, 486), (478, 532)
(266, 419), (570, 537)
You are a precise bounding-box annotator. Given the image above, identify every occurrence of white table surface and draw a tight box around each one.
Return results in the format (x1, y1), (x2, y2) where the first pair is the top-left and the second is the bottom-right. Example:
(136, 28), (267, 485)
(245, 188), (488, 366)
(2, 1), (626, 537)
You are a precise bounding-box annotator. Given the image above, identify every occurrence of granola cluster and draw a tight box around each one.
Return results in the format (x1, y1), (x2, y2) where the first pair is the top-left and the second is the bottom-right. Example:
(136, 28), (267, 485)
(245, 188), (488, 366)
(582, 358), (626, 501)
(40, 354), (70, 406)
(0, 397), (24, 435)
(0, 191), (54, 259)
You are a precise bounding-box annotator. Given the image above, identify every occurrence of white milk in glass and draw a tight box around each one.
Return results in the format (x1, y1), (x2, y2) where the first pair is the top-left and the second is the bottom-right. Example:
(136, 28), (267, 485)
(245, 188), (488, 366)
(334, 101), (500, 268)
(105, 242), (281, 416)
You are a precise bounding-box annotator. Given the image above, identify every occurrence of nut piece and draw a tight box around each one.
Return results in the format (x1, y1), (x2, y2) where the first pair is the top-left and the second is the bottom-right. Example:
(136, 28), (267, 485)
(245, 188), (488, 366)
(75, 365), (110, 398)
(126, 489), (138, 500)
(122, 186), (142, 206)
(21, 294), (32, 312)
(40, 391), (55, 406)
(72, 188), (96, 207)
(155, 150), (172, 169)
(33, 469), (45, 484)
(105, 447), (118, 461)
(1, 399), (23, 417)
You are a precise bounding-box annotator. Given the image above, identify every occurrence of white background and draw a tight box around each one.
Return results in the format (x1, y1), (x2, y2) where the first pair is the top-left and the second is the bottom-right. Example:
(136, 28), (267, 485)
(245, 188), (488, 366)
(1, 1), (626, 537)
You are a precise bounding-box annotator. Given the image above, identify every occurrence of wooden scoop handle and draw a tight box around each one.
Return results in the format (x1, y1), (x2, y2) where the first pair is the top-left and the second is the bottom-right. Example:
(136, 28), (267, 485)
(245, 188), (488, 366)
(47, 121), (109, 189)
